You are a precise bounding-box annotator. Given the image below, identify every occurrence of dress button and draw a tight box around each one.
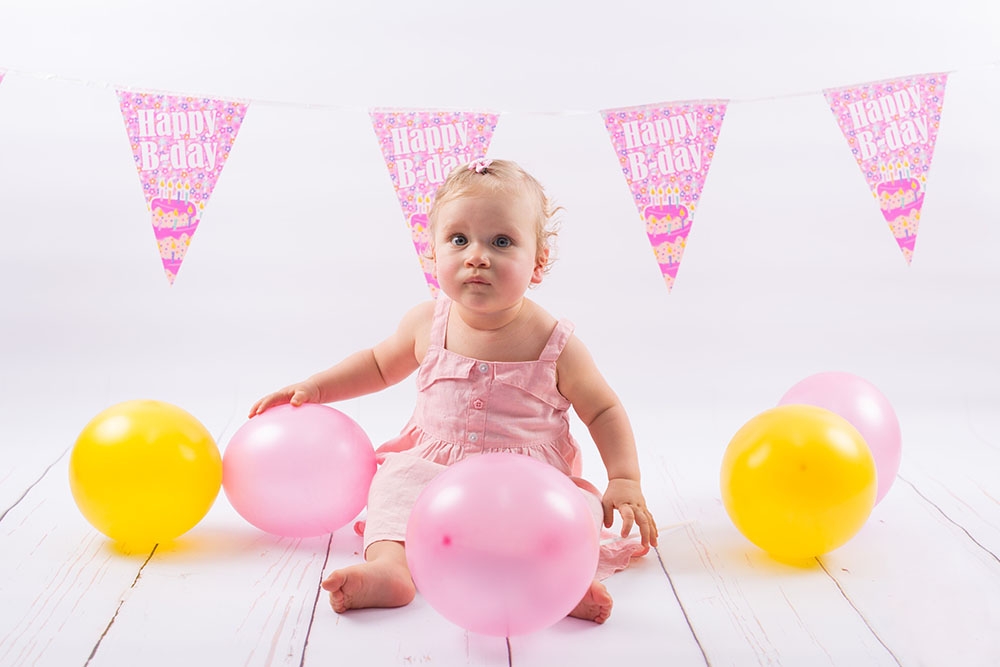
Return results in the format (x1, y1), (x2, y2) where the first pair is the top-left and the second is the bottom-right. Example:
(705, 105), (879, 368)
(472, 399), (484, 409)
(468, 433), (479, 442)
(478, 363), (489, 373)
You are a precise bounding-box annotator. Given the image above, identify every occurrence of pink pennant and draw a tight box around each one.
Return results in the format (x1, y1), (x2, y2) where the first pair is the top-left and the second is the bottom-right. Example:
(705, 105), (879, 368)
(0, 71), (5, 86)
(602, 101), (728, 292)
(370, 109), (500, 295)
(825, 73), (947, 265)
(118, 91), (247, 285)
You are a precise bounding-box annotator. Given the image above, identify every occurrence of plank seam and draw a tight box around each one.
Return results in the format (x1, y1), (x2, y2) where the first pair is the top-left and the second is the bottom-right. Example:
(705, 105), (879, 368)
(654, 546), (710, 666)
(298, 533), (333, 667)
(212, 393), (243, 447)
(82, 545), (158, 667)
(816, 559), (902, 666)
(898, 475), (1000, 566)
(0, 446), (71, 525)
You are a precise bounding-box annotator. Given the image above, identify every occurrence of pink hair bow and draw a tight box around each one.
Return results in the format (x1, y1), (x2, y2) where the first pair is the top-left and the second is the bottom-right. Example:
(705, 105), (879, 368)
(468, 158), (493, 174)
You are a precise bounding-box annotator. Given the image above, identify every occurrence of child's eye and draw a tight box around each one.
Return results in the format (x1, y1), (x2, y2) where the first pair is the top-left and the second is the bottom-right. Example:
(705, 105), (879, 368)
(494, 236), (512, 248)
(450, 234), (468, 247)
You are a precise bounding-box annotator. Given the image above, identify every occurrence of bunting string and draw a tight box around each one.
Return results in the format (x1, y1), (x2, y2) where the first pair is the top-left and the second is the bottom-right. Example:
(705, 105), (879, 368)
(1, 58), (997, 113)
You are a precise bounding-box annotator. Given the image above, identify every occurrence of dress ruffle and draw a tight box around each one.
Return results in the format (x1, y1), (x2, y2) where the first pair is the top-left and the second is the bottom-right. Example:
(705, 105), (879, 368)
(375, 421), (583, 477)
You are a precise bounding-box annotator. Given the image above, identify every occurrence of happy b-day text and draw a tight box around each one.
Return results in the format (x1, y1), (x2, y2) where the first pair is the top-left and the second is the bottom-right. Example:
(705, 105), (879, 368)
(844, 85), (931, 160)
(618, 111), (704, 181)
(132, 109), (221, 172)
(389, 122), (473, 188)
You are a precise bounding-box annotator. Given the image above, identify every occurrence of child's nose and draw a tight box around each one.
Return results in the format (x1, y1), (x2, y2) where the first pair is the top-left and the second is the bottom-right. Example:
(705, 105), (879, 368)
(465, 243), (490, 267)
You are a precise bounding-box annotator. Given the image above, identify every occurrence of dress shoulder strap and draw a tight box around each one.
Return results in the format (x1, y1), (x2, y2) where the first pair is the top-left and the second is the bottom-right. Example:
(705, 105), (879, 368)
(538, 319), (575, 362)
(429, 294), (451, 348)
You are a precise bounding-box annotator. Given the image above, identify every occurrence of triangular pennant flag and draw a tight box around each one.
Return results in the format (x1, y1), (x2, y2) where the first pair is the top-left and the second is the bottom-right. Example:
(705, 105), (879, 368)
(825, 73), (947, 265)
(602, 100), (728, 292)
(118, 91), (247, 284)
(0, 70), (5, 86)
(371, 108), (500, 295)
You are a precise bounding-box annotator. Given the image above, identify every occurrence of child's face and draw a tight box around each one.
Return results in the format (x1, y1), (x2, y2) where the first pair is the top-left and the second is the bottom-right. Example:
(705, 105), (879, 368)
(432, 187), (547, 312)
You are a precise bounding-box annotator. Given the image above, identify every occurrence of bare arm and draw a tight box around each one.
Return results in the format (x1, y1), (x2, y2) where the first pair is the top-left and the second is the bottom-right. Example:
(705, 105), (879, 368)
(557, 335), (658, 547)
(249, 302), (431, 417)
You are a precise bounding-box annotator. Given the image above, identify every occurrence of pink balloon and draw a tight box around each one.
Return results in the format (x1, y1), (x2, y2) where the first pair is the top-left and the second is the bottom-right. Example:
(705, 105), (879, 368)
(406, 453), (600, 637)
(223, 404), (376, 537)
(779, 372), (901, 505)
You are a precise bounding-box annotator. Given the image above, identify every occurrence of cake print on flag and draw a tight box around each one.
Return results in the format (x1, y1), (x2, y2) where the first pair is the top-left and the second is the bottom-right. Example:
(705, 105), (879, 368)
(371, 109), (500, 295)
(118, 91), (247, 284)
(825, 73), (947, 265)
(601, 100), (728, 292)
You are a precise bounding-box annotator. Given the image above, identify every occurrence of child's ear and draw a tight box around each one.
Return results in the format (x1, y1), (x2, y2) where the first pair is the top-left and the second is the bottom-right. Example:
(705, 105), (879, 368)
(531, 247), (550, 284)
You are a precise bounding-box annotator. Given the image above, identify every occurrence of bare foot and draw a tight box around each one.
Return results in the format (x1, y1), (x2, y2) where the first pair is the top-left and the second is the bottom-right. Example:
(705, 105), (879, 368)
(321, 559), (416, 613)
(569, 579), (613, 624)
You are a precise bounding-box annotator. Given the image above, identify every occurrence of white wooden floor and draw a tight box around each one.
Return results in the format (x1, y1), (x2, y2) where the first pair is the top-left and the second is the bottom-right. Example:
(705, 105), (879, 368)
(2, 395), (999, 667)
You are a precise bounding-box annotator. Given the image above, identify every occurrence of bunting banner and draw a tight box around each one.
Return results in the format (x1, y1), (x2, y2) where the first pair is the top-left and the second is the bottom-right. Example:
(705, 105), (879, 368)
(824, 73), (947, 265)
(602, 101), (728, 292)
(118, 91), (248, 284)
(0, 62), (973, 291)
(370, 109), (500, 295)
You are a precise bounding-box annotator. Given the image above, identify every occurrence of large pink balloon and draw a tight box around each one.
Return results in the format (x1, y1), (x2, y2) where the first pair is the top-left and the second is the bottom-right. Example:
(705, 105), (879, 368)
(406, 453), (600, 637)
(223, 404), (376, 537)
(779, 372), (901, 505)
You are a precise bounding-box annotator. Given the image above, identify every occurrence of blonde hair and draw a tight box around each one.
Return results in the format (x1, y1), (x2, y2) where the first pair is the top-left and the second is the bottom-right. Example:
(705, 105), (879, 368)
(427, 159), (560, 273)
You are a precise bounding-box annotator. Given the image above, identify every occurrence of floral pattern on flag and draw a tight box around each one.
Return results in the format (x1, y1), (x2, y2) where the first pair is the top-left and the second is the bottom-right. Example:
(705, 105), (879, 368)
(825, 73), (947, 264)
(602, 101), (728, 292)
(118, 91), (247, 284)
(370, 109), (500, 295)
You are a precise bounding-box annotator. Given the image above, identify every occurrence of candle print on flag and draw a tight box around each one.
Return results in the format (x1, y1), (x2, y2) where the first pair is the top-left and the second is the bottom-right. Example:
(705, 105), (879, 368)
(825, 74), (947, 265)
(602, 101), (728, 292)
(118, 91), (247, 285)
(370, 109), (500, 295)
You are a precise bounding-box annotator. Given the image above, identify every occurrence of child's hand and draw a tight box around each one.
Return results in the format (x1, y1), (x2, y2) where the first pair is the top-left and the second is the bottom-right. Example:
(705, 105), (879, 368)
(602, 478), (658, 548)
(248, 381), (322, 418)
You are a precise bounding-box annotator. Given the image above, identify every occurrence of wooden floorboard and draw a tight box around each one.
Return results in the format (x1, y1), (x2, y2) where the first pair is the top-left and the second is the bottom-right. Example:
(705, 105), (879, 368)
(1, 405), (998, 665)
(84, 508), (331, 667)
(507, 551), (708, 665)
(0, 461), (148, 667)
(650, 475), (900, 665)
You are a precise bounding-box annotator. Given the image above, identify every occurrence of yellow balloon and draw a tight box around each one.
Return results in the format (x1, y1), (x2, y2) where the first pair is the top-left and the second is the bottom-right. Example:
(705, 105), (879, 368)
(720, 405), (876, 559)
(69, 400), (222, 546)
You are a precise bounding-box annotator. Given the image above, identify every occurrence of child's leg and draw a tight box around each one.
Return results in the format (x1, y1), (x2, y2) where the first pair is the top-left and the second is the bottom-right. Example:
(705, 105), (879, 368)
(568, 477), (614, 624)
(321, 540), (416, 613)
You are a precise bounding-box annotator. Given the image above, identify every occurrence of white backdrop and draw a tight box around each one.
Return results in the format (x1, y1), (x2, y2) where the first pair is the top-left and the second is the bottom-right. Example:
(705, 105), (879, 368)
(0, 0), (997, 459)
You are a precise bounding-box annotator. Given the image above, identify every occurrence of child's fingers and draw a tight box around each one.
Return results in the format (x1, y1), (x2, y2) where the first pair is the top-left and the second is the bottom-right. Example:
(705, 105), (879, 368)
(618, 504), (636, 540)
(250, 392), (290, 416)
(618, 504), (658, 547)
(249, 396), (274, 417)
(603, 502), (615, 529)
(636, 508), (658, 547)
